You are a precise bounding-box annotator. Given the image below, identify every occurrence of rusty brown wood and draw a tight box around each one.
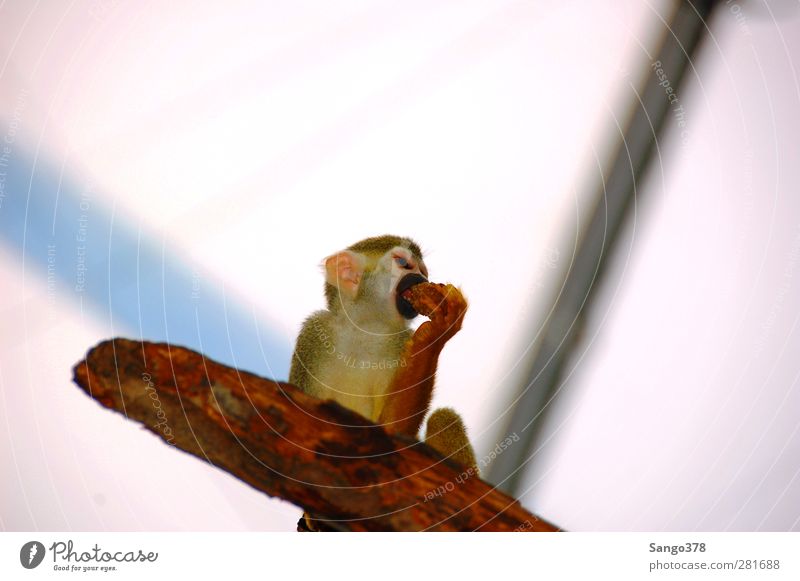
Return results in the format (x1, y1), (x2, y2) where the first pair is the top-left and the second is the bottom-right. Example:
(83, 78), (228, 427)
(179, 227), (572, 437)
(72, 338), (559, 532)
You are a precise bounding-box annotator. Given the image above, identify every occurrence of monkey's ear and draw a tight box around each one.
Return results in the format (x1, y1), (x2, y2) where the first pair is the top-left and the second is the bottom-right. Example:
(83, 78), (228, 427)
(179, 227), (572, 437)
(324, 251), (365, 299)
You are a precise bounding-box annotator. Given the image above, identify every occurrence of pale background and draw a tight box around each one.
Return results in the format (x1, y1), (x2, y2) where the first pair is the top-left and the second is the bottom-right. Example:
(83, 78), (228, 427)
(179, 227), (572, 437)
(1, 0), (798, 531)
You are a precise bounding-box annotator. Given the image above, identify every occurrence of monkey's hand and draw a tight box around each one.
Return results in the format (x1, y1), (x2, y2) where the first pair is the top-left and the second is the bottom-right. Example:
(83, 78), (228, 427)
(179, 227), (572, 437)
(402, 282), (467, 353)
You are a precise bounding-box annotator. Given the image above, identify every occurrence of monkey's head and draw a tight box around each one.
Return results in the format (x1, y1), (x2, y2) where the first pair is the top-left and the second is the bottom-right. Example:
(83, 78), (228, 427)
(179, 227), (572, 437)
(323, 235), (428, 326)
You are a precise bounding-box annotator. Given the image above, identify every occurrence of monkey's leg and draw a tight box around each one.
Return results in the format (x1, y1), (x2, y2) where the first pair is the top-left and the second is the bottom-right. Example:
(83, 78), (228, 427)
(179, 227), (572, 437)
(425, 407), (478, 472)
(378, 283), (467, 436)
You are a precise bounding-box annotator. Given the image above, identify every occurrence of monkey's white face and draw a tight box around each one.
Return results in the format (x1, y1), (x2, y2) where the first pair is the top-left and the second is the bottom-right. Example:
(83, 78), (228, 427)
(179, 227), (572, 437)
(324, 244), (427, 328)
(369, 246), (428, 322)
(387, 245), (427, 291)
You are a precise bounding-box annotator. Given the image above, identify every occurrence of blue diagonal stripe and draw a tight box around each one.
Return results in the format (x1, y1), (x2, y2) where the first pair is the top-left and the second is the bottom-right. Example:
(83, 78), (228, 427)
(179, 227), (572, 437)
(0, 147), (290, 379)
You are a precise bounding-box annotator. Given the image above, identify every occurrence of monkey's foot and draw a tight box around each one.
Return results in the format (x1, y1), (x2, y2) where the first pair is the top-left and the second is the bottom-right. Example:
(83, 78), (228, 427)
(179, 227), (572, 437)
(298, 512), (338, 532)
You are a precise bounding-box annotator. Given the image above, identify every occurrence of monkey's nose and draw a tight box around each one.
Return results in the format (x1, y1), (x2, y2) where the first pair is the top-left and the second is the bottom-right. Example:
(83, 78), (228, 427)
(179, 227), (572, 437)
(396, 273), (428, 319)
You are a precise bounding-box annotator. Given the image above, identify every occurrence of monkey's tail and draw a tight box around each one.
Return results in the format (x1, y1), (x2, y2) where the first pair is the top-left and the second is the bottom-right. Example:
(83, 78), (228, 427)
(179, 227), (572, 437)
(424, 407), (479, 474)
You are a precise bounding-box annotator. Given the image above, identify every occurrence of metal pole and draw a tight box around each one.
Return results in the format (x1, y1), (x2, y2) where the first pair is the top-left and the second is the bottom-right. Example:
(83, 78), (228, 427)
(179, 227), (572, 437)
(488, 0), (718, 495)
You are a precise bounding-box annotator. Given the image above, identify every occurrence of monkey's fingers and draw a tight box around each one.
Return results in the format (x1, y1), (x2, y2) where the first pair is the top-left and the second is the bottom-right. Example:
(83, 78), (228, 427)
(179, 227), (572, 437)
(436, 284), (467, 335)
(403, 283), (467, 343)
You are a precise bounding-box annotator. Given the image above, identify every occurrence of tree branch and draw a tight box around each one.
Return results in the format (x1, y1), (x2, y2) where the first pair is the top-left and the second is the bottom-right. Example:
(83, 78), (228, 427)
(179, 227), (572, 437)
(72, 338), (558, 532)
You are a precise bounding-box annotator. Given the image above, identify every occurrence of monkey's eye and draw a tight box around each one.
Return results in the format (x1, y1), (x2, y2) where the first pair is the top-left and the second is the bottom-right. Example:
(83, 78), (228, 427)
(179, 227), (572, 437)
(394, 256), (411, 269)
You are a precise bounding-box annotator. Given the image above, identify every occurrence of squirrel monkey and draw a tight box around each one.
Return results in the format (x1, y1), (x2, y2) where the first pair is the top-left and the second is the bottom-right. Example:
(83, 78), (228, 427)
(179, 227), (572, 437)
(290, 235), (477, 528)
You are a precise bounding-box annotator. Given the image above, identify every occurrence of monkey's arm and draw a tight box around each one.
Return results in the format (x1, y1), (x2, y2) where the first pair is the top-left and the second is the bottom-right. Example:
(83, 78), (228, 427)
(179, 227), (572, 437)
(378, 283), (467, 436)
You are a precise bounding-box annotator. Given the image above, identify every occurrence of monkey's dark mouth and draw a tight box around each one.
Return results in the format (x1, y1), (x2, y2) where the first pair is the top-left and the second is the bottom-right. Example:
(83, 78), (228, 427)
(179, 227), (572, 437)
(396, 273), (427, 319)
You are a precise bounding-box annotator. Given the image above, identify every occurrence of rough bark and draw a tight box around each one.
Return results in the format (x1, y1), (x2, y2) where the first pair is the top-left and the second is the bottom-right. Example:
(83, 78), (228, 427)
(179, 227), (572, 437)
(72, 338), (559, 532)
